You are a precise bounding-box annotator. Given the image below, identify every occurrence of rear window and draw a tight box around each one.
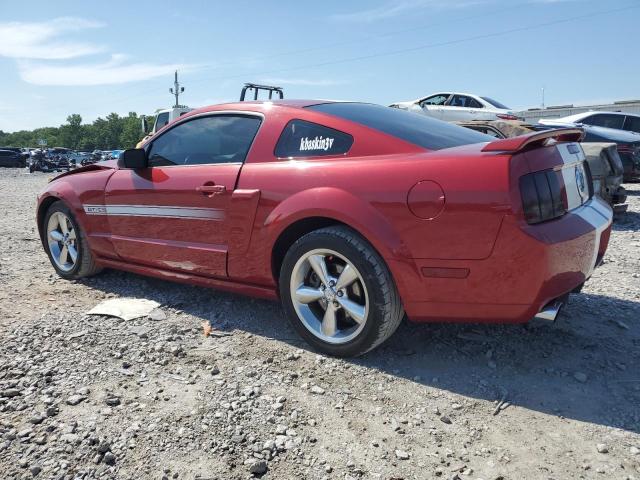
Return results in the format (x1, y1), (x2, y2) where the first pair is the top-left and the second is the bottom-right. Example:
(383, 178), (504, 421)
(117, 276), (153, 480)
(623, 115), (640, 134)
(481, 97), (510, 109)
(275, 119), (353, 158)
(307, 103), (491, 151)
(583, 114), (624, 130)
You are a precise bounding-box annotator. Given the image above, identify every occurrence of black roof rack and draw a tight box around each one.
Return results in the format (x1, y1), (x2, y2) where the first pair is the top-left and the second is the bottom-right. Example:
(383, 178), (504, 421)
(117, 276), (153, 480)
(240, 83), (284, 101)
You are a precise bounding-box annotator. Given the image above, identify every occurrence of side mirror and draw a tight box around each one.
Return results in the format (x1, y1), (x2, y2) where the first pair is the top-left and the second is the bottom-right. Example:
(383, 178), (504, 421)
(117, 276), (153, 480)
(141, 115), (149, 134)
(119, 148), (148, 169)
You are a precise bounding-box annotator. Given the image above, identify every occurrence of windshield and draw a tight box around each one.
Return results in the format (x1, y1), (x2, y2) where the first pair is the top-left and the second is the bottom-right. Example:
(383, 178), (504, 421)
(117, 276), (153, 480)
(306, 103), (492, 151)
(481, 97), (510, 110)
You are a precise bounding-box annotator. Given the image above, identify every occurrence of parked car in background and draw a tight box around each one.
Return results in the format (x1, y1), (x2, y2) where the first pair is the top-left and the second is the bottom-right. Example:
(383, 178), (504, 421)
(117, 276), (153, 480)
(579, 126), (640, 182)
(110, 150), (124, 160)
(390, 92), (522, 122)
(0, 149), (26, 167)
(37, 100), (611, 356)
(456, 120), (628, 212)
(536, 121), (640, 182)
(0, 146), (28, 165)
(539, 111), (640, 134)
(29, 149), (57, 172)
(581, 143), (627, 213)
(454, 119), (537, 138)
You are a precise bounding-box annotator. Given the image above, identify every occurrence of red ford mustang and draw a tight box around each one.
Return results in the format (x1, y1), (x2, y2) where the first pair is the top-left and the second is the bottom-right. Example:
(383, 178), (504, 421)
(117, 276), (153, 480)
(37, 101), (612, 356)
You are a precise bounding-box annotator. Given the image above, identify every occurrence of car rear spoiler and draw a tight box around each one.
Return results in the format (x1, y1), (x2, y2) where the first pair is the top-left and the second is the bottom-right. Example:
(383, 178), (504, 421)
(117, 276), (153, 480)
(481, 128), (585, 153)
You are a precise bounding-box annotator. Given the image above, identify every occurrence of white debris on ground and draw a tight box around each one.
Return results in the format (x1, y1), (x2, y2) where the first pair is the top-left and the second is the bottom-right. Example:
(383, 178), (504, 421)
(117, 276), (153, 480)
(87, 298), (161, 321)
(0, 169), (638, 479)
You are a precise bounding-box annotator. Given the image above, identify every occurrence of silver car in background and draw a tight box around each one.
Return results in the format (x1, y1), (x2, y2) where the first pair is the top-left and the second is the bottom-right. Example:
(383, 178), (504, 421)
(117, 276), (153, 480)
(390, 92), (522, 122)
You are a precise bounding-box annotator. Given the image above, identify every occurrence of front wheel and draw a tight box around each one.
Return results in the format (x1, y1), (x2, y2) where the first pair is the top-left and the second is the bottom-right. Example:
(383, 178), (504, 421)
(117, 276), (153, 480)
(280, 226), (404, 357)
(43, 201), (102, 280)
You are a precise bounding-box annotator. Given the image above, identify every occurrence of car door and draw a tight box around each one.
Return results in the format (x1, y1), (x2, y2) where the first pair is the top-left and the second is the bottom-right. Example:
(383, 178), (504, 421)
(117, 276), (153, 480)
(442, 94), (477, 121)
(103, 113), (262, 278)
(418, 93), (450, 119)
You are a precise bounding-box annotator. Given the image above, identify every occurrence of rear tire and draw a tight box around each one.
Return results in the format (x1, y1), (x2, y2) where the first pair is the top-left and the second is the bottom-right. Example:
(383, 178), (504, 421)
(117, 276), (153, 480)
(279, 226), (404, 357)
(43, 201), (102, 280)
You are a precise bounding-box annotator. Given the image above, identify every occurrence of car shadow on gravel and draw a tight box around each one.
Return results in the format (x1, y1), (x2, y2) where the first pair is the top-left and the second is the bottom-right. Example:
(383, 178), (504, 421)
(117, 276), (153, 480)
(362, 292), (640, 434)
(613, 210), (640, 231)
(80, 269), (640, 435)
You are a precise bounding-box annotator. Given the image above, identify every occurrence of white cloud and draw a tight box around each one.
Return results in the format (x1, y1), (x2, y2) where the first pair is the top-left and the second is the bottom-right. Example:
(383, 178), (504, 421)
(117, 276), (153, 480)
(258, 78), (345, 87)
(331, 0), (484, 22)
(0, 17), (105, 60)
(18, 54), (197, 86)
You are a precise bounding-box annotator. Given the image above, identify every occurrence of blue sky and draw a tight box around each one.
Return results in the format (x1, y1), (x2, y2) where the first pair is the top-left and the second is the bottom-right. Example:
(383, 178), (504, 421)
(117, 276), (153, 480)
(0, 0), (638, 132)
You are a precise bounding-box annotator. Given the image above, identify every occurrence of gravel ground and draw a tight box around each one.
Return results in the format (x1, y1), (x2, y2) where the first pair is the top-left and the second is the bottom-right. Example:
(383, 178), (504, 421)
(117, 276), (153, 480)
(0, 168), (638, 480)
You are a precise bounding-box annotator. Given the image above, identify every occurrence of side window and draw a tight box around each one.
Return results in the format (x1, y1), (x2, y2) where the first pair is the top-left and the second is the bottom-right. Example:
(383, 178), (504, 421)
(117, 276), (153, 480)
(275, 119), (353, 158)
(420, 94), (449, 107)
(468, 98), (483, 109)
(450, 95), (475, 108)
(583, 114), (624, 130)
(155, 112), (170, 130)
(623, 115), (640, 134)
(148, 115), (262, 167)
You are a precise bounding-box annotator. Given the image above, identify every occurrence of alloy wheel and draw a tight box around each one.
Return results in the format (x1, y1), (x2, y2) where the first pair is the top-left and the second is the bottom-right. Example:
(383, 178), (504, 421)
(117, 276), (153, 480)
(289, 248), (369, 344)
(47, 212), (78, 272)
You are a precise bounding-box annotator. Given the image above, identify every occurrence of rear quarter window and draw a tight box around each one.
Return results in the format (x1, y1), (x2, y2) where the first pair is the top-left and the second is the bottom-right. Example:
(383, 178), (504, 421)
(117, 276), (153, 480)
(307, 103), (492, 151)
(275, 120), (354, 158)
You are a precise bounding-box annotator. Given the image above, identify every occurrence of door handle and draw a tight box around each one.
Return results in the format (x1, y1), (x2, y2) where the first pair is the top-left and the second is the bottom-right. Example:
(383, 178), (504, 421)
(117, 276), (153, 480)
(196, 184), (226, 195)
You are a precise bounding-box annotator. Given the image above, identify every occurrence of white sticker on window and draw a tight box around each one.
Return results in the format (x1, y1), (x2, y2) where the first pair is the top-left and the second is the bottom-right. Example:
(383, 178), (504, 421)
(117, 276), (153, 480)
(299, 136), (335, 152)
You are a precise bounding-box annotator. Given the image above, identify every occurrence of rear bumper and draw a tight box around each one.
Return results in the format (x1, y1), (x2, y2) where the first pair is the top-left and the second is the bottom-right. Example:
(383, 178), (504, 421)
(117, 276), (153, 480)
(398, 197), (613, 323)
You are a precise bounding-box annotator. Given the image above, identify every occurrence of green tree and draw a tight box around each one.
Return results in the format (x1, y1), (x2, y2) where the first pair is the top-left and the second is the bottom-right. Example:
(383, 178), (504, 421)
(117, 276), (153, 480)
(0, 111), (152, 149)
(120, 112), (143, 149)
(59, 114), (84, 150)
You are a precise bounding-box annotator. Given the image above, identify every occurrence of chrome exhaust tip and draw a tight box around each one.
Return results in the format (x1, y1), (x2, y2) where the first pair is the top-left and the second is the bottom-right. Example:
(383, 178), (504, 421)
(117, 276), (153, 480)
(534, 300), (564, 323)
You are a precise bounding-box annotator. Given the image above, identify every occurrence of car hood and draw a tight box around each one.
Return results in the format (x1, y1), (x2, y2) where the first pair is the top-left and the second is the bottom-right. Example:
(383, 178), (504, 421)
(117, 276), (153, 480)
(49, 159), (118, 182)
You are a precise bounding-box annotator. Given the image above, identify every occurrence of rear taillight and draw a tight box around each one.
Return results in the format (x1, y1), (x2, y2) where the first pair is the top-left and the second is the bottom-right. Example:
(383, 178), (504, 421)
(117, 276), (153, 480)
(519, 169), (566, 224)
(617, 144), (633, 155)
(496, 113), (521, 121)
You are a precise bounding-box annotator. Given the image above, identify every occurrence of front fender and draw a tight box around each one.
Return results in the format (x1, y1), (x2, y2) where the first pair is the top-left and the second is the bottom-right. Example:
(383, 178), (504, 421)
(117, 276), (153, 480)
(37, 169), (117, 259)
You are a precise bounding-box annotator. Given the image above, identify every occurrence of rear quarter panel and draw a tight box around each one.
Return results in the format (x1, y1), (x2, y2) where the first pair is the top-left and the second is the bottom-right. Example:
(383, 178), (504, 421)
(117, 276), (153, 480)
(232, 146), (513, 289)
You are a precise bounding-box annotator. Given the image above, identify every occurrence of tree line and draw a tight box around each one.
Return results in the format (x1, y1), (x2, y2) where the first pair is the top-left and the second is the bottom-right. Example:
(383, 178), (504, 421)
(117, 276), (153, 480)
(0, 113), (156, 151)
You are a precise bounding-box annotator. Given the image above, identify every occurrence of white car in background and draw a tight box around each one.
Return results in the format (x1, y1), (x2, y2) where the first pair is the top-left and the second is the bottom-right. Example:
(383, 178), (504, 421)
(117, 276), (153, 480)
(539, 111), (640, 134)
(390, 92), (521, 122)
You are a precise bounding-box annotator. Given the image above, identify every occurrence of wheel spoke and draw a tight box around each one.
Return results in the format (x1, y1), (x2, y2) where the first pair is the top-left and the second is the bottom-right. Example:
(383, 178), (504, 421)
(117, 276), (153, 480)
(294, 285), (323, 304)
(338, 298), (366, 324)
(49, 230), (64, 242)
(68, 244), (78, 263)
(335, 264), (359, 290)
(58, 246), (68, 265)
(321, 305), (337, 337)
(307, 254), (330, 285)
(58, 214), (69, 234)
(67, 228), (76, 240)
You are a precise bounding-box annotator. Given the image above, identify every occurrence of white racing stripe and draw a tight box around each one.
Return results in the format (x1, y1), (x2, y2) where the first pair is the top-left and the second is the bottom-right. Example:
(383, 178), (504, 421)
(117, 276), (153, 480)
(557, 143), (589, 211)
(573, 196), (612, 277)
(83, 204), (225, 220)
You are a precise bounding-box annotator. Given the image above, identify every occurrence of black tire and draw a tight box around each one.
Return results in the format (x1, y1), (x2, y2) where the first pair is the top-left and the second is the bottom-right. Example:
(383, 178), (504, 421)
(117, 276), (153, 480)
(279, 226), (404, 357)
(43, 201), (102, 280)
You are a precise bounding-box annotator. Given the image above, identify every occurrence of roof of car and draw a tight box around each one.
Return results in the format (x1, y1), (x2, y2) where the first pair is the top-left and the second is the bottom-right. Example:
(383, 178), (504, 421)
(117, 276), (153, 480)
(182, 99), (361, 119)
(205, 99), (338, 110)
(556, 111), (639, 122)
